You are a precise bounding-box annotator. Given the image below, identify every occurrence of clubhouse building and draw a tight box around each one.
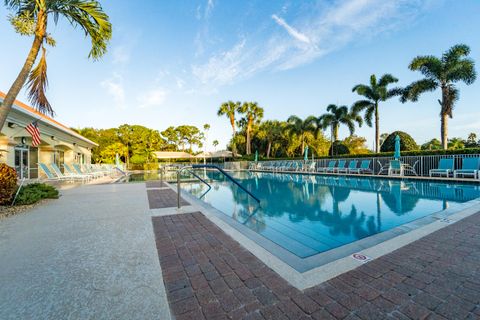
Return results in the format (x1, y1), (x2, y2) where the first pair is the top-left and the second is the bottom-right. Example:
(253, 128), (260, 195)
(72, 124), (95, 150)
(0, 91), (97, 179)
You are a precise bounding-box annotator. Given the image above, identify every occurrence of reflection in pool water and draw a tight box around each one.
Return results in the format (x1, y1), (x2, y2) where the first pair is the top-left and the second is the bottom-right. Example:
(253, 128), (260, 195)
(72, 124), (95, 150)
(181, 171), (480, 258)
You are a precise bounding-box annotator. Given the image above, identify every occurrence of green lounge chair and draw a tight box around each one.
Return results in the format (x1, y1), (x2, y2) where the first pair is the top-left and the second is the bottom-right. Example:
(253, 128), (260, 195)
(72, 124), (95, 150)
(388, 160), (403, 176)
(454, 157), (480, 179)
(320, 160), (336, 173)
(333, 160), (346, 173)
(39, 163), (65, 181)
(340, 160), (357, 173)
(50, 163), (87, 182)
(429, 159), (454, 177)
(64, 164), (92, 182)
(349, 160), (372, 174)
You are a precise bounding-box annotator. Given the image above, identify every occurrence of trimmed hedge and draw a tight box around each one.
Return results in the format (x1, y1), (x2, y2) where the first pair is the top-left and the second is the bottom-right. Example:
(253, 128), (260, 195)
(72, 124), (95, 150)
(380, 131), (419, 152)
(329, 141), (350, 156)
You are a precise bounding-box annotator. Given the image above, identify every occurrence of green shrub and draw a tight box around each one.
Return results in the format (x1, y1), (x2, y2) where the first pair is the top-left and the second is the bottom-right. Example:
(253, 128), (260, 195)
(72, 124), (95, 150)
(380, 131), (419, 152)
(15, 183), (59, 205)
(329, 141), (350, 156)
(0, 164), (17, 205)
(143, 162), (159, 171)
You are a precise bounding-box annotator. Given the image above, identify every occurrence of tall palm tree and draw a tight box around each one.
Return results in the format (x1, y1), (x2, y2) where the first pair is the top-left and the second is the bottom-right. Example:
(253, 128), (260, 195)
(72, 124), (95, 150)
(217, 100), (241, 154)
(319, 105), (362, 156)
(0, 0), (112, 131)
(401, 44), (476, 150)
(238, 102), (264, 155)
(352, 74), (400, 153)
(286, 115), (317, 156)
(318, 104), (363, 141)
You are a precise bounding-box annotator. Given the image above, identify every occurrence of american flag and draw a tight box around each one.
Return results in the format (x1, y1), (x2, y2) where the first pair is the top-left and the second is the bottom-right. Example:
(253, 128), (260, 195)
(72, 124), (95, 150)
(26, 120), (41, 147)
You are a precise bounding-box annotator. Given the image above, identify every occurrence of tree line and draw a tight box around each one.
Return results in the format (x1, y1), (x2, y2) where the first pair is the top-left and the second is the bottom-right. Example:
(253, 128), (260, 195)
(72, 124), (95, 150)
(218, 44), (477, 157)
(74, 124), (214, 167)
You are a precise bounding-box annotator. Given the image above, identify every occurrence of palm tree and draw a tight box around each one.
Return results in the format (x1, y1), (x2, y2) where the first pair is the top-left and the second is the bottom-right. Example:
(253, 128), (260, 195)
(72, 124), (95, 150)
(0, 0), (112, 131)
(212, 140), (219, 151)
(319, 105), (363, 156)
(238, 102), (264, 155)
(318, 104), (363, 141)
(257, 120), (284, 158)
(286, 115), (317, 156)
(217, 101), (241, 154)
(352, 74), (400, 153)
(401, 44), (476, 150)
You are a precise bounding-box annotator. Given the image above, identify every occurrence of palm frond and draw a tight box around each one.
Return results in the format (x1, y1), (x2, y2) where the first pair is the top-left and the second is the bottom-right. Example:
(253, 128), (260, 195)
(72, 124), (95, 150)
(442, 44), (470, 65)
(49, 0), (112, 59)
(378, 74), (398, 87)
(445, 58), (476, 84)
(409, 55), (443, 79)
(27, 46), (54, 116)
(351, 100), (373, 113)
(401, 79), (438, 102)
(364, 106), (374, 127)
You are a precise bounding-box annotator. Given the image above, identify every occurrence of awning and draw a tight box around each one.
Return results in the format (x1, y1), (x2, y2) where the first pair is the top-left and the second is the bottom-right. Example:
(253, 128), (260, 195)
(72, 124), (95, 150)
(154, 151), (193, 159)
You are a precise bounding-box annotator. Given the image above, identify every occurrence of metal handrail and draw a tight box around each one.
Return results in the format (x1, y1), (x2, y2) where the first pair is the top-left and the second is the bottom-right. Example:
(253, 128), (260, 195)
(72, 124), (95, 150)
(177, 166), (212, 208)
(176, 164), (261, 208)
(192, 164), (260, 203)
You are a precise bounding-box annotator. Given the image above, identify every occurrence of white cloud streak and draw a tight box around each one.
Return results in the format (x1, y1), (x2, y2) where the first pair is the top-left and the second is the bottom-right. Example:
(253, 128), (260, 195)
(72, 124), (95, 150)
(191, 0), (430, 88)
(271, 14), (311, 44)
(101, 73), (126, 109)
(137, 88), (168, 108)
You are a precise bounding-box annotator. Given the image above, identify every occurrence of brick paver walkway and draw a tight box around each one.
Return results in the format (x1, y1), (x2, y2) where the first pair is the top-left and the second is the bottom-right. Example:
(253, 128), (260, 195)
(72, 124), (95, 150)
(152, 212), (480, 320)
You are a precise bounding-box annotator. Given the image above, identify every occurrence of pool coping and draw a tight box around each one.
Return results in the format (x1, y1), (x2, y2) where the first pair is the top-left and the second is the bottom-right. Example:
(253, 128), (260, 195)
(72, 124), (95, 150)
(163, 179), (480, 291)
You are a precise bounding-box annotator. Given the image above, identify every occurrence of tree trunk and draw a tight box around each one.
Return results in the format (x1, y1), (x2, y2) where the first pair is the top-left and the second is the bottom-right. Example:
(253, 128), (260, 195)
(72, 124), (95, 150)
(333, 125), (339, 141)
(440, 86), (449, 150)
(441, 112), (448, 150)
(0, 10), (47, 131)
(375, 103), (380, 153)
(266, 141), (271, 158)
(301, 135), (305, 156)
(230, 117), (237, 156)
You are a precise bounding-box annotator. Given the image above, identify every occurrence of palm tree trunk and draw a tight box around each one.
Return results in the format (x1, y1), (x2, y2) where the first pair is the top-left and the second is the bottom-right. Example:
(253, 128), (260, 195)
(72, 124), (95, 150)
(441, 112), (448, 150)
(333, 125), (339, 141)
(301, 134), (305, 156)
(375, 103), (380, 153)
(266, 141), (272, 158)
(0, 10), (46, 131)
(230, 117), (237, 156)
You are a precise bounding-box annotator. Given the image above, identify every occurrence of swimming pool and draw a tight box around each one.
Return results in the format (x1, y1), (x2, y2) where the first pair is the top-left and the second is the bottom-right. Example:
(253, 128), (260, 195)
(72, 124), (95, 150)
(180, 171), (480, 263)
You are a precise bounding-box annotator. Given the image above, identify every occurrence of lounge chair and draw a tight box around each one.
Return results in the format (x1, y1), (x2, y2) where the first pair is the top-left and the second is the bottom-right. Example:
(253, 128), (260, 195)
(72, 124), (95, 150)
(73, 164), (101, 178)
(319, 160), (336, 173)
(454, 157), (480, 179)
(429, 159), (454, 177)
(38, 163), (65, 181)
(50, 163), (88, 182)
(349, 160), (371, 174)
(388, 160), (404, 176)
(334, 160), (346, 173)
(339, 160), (357, 173)
(64, 164), (92, 182)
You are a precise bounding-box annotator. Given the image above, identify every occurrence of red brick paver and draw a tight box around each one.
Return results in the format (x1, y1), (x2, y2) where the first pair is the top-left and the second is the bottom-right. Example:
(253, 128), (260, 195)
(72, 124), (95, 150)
(152, 212), (480, 319)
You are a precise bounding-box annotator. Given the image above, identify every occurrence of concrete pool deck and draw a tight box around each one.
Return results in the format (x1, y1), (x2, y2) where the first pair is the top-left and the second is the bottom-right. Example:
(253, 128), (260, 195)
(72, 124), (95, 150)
(1, 181), (480, 319)
(0, 183), (171, 320)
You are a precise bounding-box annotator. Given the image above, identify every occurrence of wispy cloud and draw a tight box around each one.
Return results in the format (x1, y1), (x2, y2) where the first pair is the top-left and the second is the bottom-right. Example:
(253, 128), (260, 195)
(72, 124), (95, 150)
(191, 0), (430, 89)
(101, 73), (126, 109)
(137, 87), (168, 108)
(271, 14), (311, 44)
(112, 46), (130, 64)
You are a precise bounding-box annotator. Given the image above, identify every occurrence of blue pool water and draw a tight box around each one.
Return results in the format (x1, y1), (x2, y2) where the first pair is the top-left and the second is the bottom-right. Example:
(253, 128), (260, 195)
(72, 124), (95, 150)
(180, 171), (480, 258)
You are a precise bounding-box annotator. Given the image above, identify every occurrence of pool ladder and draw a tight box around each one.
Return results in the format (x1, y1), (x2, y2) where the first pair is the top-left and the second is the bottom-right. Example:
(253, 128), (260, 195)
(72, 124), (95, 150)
(176, 164), (260, 208)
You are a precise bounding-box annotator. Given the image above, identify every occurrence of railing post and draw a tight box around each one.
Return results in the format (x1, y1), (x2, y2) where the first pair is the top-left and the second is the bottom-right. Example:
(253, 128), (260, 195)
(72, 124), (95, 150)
(177, 171), (181, 209)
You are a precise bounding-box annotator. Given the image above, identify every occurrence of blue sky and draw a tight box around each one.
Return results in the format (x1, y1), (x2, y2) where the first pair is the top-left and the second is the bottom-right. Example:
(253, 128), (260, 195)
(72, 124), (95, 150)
(1, 0), (479, 150)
